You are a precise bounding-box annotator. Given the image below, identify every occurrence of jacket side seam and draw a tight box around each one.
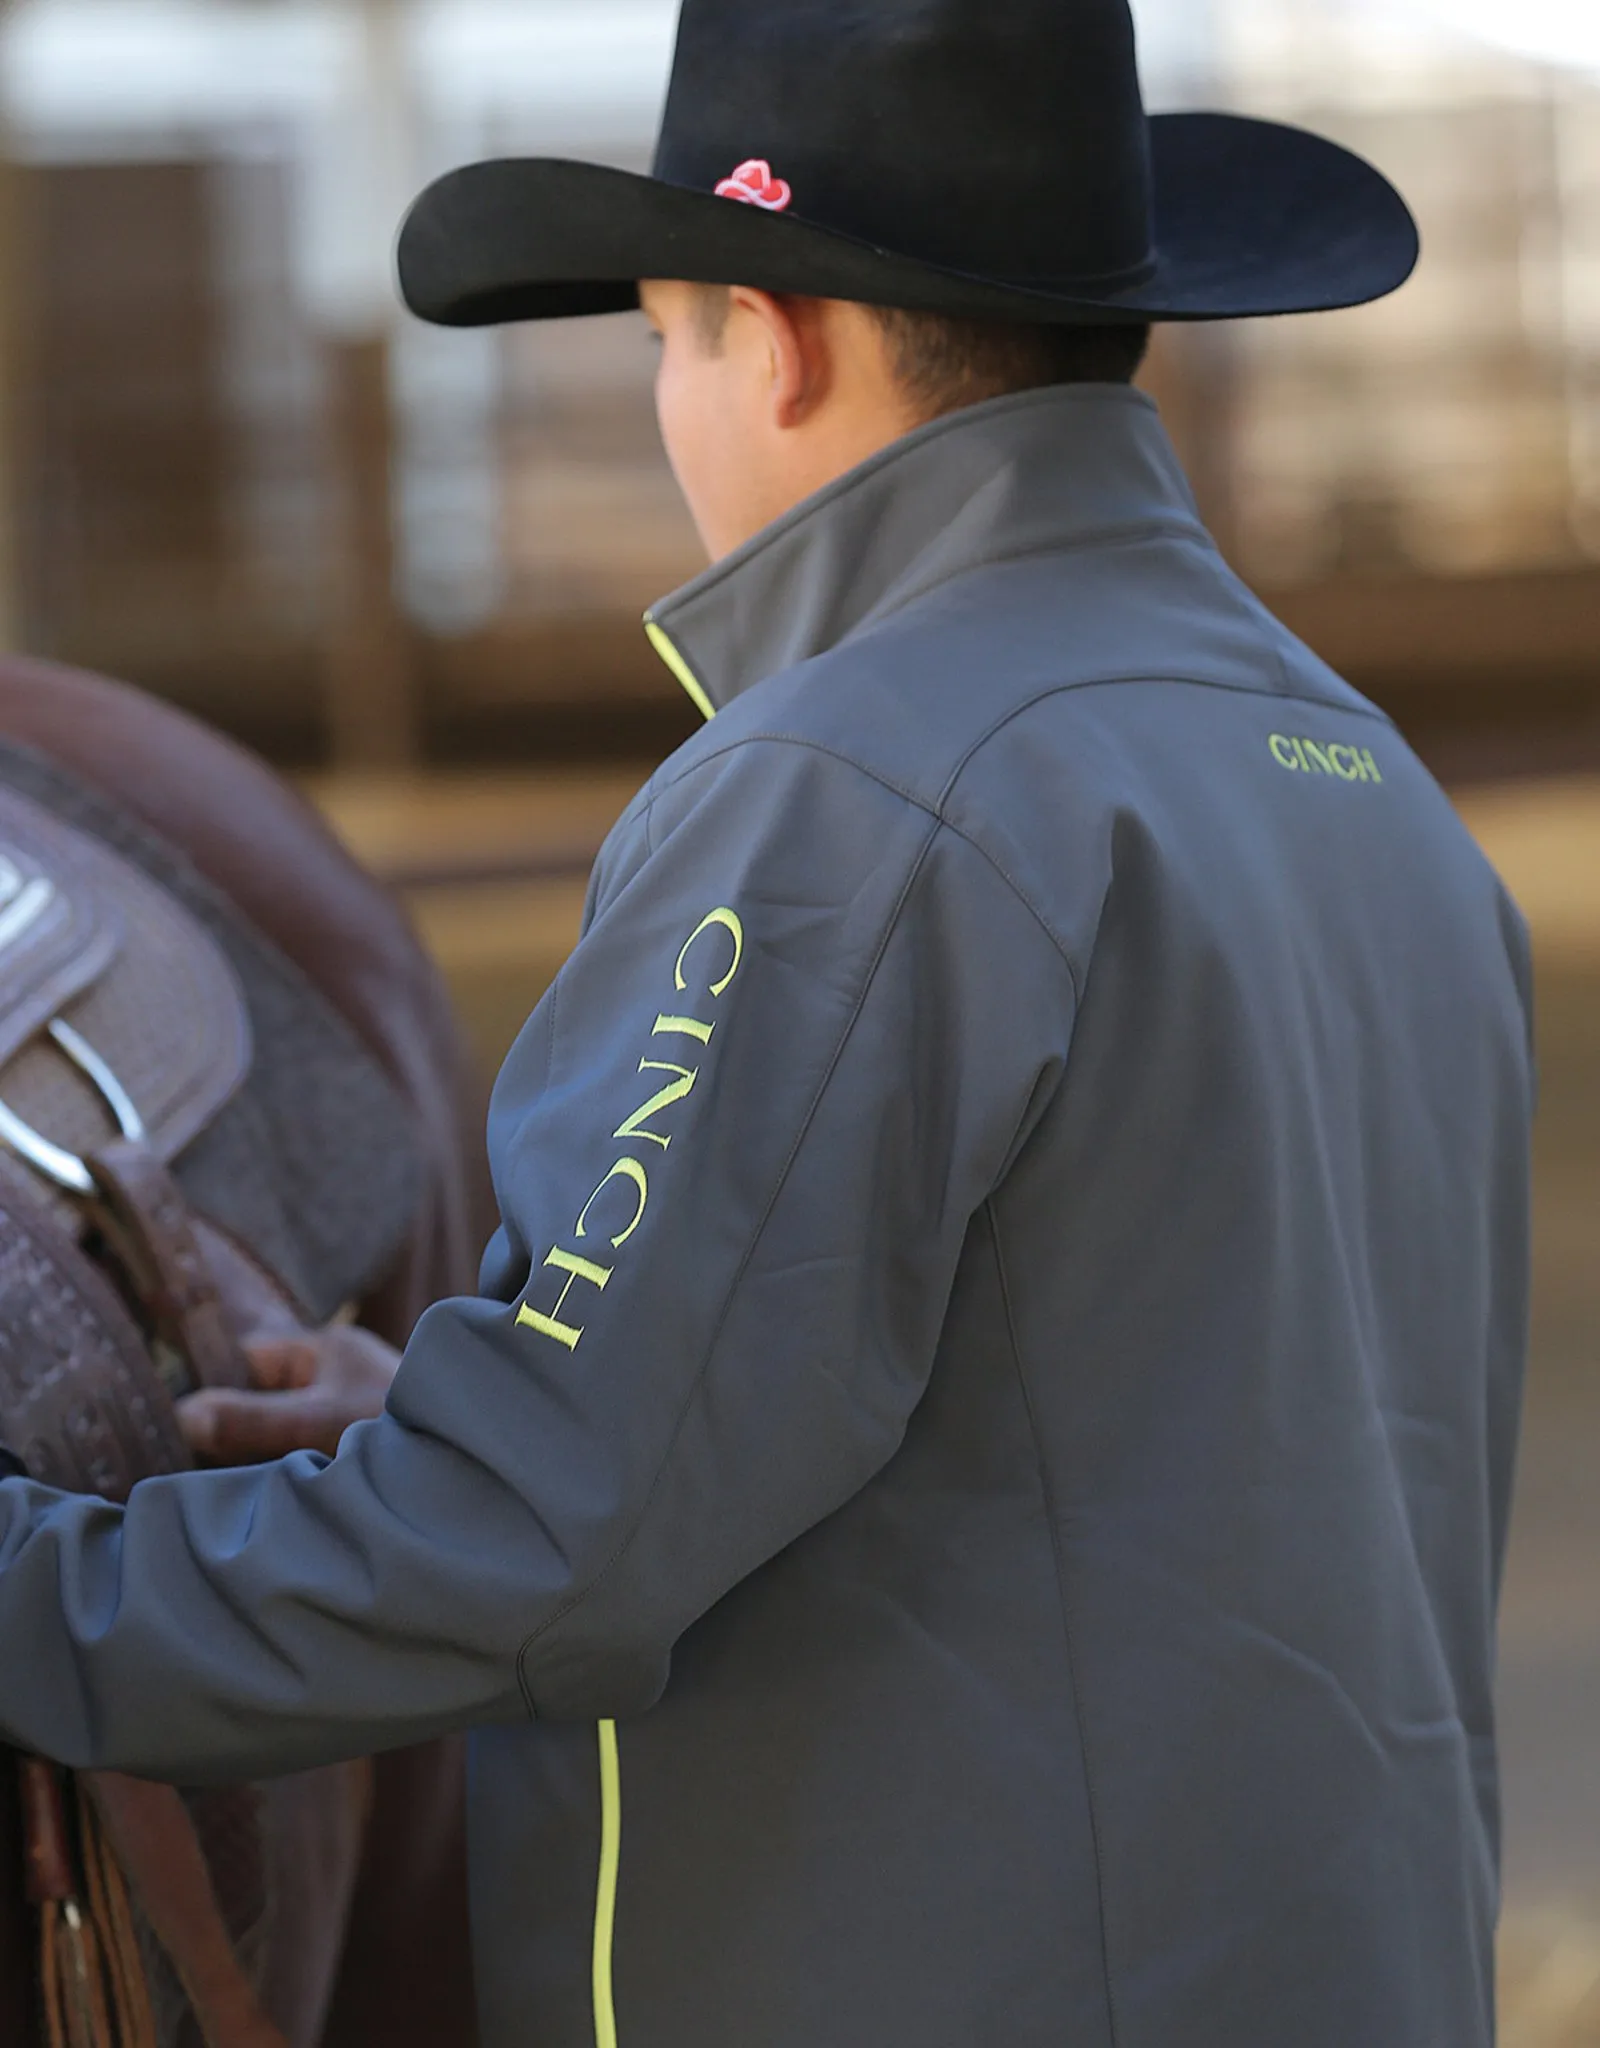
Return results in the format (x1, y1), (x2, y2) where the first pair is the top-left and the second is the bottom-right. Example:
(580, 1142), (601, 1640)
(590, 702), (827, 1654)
(988, 1198), (1120, 2048)
(515, 814), (946, 1686)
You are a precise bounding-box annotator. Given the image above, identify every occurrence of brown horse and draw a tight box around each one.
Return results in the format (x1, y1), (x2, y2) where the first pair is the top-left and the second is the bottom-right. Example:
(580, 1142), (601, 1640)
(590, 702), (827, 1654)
(0, 654), (487, 2047)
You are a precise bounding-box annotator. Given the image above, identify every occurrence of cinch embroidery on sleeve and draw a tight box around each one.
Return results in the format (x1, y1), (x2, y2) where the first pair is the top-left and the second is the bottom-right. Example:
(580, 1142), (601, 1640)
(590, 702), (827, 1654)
(516, 908), (745, 1354)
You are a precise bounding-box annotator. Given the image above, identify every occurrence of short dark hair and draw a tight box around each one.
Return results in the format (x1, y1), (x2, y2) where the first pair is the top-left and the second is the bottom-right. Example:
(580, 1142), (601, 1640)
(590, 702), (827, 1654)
(687, 285), (1150, 418)
(870, 305), (1150, 414)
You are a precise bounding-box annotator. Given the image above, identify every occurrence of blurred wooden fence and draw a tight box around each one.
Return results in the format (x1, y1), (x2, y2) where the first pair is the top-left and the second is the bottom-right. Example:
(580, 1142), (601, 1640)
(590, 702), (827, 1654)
(2, 137), (1596, 780)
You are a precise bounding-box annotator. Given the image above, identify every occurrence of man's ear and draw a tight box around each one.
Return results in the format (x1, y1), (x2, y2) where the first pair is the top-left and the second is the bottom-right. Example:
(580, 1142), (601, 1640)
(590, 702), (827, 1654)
(729, 287), (831, 430)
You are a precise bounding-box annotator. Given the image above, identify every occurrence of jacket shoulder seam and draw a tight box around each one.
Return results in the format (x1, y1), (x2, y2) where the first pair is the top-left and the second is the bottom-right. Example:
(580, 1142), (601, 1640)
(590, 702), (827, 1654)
(647, 729), (939, 822)
(937, 669), (1399, 817)
(933, 817), (1084, 1000)
(654, 672), (1396, 840)
(585, 800), (657, 927)
(650, 732), (1084, 992)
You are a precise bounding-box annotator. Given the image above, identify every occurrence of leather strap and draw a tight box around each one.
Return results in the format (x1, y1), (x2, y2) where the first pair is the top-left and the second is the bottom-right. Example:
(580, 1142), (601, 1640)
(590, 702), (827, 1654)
(87, 1141), (252, 1397)
(0, 1153), (189, 1502)
(74, 1780), (157, 2048)
(0, 1156), (276, 2044)
(20, 1760), (119, 2048)
(83, 1779), (284, 2048)
(18, 1760), (74, 1910)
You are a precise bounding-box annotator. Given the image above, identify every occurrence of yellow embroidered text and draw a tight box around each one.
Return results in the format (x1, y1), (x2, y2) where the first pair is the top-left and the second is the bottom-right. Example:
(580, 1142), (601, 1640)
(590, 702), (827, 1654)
(517, 906), (745, 1352)
(1269, 734), (1383, 784)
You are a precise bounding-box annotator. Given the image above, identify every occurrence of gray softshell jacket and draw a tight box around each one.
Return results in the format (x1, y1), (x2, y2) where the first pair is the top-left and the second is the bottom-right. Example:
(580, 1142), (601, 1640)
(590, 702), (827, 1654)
(0, 388), (1533, 2048)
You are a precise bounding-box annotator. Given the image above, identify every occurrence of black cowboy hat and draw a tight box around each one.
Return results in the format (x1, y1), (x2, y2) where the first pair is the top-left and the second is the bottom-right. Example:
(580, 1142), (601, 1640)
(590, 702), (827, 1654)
(398, 0), (1419, 330)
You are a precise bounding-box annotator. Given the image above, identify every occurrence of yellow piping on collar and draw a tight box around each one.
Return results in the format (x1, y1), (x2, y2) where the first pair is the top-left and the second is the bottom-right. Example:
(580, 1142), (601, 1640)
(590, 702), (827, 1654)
(645, 618), (717, 724)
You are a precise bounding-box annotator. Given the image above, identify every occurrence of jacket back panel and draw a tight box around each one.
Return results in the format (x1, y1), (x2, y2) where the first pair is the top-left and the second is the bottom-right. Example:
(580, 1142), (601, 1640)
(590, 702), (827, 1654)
(476, 526), (1532, 2048)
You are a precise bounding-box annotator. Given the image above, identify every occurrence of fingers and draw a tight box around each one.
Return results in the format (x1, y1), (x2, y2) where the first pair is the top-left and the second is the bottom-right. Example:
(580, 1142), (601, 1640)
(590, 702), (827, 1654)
(177, 1388), (347, 1467)
(179, 1327), (404, 1465)
(242, 1338), (319, 1392)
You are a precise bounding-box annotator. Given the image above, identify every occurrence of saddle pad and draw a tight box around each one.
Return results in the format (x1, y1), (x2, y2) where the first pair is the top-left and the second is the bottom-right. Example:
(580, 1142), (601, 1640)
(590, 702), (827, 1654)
(0, 789), (251, 1235)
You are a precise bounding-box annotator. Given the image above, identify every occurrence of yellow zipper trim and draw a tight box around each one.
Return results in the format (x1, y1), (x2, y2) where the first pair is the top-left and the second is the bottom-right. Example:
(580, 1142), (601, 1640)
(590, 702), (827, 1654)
(593, 1718), (622, 2048)
(645, 618), (717, 724)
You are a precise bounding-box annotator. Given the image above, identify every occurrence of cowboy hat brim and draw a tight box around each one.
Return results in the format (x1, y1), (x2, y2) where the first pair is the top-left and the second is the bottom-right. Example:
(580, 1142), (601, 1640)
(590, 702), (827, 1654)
(397, 114), (1419, 329)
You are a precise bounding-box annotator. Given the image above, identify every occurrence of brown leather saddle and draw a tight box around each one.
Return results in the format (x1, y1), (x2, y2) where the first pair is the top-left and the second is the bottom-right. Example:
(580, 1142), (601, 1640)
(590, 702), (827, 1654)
(0, 769), (424, 2048)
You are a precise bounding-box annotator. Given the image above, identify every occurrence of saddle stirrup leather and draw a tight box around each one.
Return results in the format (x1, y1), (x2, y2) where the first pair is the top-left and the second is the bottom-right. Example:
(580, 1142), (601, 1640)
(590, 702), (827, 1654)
(0, 1159), (284, 2048)
(20, 1755), (159, 2048)
(0, 1018), (145, 1194)
(0, 1025), (253, 1398)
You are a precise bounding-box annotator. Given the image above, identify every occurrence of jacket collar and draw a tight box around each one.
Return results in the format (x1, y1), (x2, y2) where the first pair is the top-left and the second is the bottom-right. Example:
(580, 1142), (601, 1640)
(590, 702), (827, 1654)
(645, 384), (1208, 719)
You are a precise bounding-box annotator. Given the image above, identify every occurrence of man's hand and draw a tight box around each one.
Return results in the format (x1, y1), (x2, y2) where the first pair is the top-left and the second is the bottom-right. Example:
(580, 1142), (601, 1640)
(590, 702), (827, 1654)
(177, 1326), (403, 1466)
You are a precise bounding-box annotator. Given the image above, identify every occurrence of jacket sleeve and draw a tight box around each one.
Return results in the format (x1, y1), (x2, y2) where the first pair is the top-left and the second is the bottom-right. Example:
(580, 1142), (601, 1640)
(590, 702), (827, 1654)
(0, 738), (1076, 1779)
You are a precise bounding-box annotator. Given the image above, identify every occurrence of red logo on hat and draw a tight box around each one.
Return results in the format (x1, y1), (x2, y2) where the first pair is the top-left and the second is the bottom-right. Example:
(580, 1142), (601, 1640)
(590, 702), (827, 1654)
(714, 160), (794, 211)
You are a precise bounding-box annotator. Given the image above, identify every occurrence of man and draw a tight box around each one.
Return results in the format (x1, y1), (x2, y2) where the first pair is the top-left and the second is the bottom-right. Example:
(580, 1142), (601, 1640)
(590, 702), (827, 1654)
(0, 2), (1533, 2044)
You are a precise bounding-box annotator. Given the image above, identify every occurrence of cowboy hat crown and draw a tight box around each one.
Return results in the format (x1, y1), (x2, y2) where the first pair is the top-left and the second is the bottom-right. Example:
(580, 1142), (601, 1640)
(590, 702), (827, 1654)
(399, 0), (1419, 328)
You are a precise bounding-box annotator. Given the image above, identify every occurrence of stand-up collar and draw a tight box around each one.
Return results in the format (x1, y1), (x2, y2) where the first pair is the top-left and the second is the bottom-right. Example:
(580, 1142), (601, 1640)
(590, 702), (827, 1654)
(645, 384), (1208, 719)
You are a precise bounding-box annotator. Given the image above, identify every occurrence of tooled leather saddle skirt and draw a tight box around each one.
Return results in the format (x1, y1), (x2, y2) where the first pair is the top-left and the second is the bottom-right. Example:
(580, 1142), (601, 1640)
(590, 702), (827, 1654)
(0, 746), (426, 2048)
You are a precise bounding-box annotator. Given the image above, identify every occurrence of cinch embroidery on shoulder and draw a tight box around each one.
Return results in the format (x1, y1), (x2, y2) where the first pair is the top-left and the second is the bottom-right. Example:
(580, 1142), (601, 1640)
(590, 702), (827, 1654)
(1268, 735), (1384, 784)
(516, 908), (745, 1354)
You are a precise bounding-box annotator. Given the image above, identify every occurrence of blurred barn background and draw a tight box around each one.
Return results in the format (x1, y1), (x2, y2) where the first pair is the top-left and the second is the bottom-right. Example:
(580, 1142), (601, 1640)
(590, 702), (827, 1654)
(0, 1), (1595, 2036)
(0, 0), (1596, 775)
